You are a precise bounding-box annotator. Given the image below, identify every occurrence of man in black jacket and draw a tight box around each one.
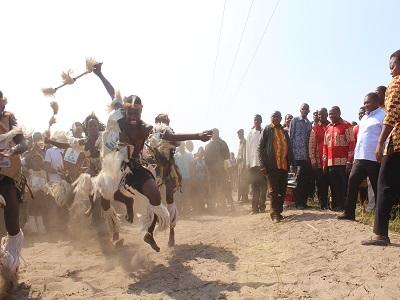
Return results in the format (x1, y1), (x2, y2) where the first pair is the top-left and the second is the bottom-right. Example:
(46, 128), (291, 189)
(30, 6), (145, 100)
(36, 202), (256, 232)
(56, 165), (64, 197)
(259, 111), (293, 222)
(204, 129), (233, 210)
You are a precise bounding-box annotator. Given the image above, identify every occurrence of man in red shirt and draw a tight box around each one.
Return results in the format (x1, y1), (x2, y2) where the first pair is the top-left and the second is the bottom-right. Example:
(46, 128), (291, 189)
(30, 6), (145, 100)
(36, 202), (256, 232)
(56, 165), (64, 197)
(323, 106), (355, 210)
(309, 108), (330, 209)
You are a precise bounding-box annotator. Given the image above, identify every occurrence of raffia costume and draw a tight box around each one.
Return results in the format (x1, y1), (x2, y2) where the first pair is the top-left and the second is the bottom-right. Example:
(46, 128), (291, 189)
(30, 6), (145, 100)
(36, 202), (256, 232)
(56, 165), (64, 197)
(0, 109), (25, 282)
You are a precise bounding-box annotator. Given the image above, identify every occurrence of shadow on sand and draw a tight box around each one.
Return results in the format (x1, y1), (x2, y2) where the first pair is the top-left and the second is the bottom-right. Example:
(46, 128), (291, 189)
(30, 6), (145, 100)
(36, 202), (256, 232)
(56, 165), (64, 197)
(127, 243), (268, 300)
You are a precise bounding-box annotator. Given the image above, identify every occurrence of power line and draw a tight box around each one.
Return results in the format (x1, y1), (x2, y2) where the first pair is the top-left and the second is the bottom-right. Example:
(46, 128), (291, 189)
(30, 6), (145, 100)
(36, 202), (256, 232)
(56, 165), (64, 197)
(222, 0), (255, 95)
(232, 0), (281, 101)
(208, 0), (228, 100)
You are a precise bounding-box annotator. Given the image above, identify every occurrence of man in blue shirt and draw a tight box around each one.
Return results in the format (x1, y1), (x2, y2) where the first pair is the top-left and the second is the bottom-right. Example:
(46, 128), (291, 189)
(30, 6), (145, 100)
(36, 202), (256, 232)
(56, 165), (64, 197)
(338, 92), (385, 220)
(289, 103), (313, 209)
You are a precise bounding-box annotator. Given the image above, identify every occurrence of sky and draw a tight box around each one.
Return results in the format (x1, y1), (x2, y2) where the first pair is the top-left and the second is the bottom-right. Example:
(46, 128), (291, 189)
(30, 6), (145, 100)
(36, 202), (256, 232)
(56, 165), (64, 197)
(0, 0), (398, 153)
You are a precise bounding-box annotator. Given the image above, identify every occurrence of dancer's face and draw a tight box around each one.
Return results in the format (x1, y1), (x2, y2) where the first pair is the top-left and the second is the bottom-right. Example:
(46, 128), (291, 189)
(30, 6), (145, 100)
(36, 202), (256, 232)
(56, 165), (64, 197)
(126, 108), (142, 125)
(87, 119), (99, 137)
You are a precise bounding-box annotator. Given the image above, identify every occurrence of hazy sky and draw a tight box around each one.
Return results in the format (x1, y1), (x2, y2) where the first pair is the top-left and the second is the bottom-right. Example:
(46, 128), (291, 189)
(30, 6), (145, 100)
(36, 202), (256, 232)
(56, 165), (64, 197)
(0, 0), (398, 153)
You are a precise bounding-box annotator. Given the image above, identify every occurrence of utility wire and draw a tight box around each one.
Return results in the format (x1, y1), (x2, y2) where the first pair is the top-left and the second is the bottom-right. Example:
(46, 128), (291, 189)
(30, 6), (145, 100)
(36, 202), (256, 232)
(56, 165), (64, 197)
(232, 0), (281, 101)
(208, 0), (228, 100)
(222, 0), (255, 95)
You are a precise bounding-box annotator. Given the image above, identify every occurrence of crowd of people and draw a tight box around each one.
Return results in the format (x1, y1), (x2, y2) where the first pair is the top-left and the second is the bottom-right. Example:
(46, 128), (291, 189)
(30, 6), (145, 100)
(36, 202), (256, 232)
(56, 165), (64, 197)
(233, 49), (400, 249)
(0, 49), (400, 291)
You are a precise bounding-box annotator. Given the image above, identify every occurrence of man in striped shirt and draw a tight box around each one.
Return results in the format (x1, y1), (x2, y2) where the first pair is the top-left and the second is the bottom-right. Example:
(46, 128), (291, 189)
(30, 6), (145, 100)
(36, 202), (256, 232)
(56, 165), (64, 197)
(259, 111), (293, 223)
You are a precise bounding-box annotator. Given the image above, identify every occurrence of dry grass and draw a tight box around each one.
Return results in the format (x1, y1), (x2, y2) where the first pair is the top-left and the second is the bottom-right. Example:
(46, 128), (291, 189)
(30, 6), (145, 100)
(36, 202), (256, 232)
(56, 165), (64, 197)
(356, 205), (400, 233)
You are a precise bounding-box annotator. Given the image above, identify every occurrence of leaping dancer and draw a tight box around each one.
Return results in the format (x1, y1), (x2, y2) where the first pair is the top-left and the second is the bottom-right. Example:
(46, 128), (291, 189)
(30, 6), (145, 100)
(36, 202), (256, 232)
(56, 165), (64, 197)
(92, 63), (212, 251)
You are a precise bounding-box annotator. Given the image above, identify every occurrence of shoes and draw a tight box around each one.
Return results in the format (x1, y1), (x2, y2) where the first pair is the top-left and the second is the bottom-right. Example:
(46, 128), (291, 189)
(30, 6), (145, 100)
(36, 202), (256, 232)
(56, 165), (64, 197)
(250, 211), (259, 215)
(337, 214), (355, 221)
(259, 209), (266, 213)
(361, 236), (390, 246)
(270, 213), (283, 223)
(331, 206), (344, 212)
(320, 206), (329, 210)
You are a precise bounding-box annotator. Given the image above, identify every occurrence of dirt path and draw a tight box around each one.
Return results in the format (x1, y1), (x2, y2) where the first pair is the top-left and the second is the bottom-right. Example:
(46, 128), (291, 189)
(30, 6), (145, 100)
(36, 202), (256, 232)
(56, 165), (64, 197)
(12, 204), (400, 299)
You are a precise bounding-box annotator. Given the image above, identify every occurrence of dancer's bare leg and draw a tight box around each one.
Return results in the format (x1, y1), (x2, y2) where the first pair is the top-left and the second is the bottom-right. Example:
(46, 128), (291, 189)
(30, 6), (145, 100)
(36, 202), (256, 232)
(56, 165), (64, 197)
(114, 190), (134, 223)
(141, 178), (163, 252)
(100, 197), (123, 247)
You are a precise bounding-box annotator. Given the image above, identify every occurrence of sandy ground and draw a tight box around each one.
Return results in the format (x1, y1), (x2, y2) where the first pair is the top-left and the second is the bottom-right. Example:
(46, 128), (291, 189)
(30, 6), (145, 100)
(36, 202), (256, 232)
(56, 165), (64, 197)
(8, 202), (400, 300)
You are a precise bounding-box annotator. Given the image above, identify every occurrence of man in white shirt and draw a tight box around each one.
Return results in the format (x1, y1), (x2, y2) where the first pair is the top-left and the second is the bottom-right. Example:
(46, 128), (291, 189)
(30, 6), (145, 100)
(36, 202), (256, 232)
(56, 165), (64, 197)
(246, 114), (267, 214)
(339, 92), (385, 220)
(44, 146), (64, 183)
(237, 129), (249, 202)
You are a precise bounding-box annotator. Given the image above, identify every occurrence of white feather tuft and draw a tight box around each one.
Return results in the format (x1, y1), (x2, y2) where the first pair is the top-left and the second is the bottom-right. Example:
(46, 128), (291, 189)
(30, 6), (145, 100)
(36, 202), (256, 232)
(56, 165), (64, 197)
(61, 70), (75, 85)
(85, 57), (98, 73)
(42, 88), (56, 97)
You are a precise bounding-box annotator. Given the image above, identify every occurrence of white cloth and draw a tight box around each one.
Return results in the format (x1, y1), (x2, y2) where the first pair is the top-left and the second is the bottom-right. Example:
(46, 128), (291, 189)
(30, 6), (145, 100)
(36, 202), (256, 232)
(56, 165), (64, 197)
(101, 108), (123, 157)
(44, 146), (64, 182)
(354, 107), (385, 161)
(246, 128), (263, 168)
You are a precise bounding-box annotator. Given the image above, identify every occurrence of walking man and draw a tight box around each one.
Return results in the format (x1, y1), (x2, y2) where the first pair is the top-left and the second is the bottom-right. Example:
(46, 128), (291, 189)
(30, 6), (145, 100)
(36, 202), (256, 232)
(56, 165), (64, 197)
(246, 115), (267, 214)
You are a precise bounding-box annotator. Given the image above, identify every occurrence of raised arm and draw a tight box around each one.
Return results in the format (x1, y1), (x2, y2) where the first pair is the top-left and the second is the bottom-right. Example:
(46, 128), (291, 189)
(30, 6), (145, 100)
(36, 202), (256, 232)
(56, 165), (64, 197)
(93, 63), (115, 99)
(10, 114), (27, 155)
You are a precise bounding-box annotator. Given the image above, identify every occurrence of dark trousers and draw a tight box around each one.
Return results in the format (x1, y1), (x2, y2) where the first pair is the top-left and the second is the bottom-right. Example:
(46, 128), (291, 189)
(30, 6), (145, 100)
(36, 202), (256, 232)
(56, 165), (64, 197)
(249, 167), (267, 212)
(237, 167), (249, 202)
(314, 168), (329, 208)
(374, 152), (400, 237)
(0, 177), (20, 235)
(293, 160), (314, 207)
(266, 169), (288, 215)
(344, 159), (380, 217)
(328, 165), (347, 209)
(208, 165), (233, 208)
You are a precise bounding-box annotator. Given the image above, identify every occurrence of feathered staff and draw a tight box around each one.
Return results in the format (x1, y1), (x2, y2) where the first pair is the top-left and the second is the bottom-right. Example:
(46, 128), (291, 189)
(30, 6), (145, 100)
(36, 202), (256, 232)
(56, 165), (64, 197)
(42, 57), (99, 97)
(48, 100), (59, 132)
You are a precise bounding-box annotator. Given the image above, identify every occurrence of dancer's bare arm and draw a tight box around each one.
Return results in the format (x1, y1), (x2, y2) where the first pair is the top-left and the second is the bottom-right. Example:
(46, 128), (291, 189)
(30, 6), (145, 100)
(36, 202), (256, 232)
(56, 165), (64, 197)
(93, 63), (115, 99)
(162, 130), (213, 142)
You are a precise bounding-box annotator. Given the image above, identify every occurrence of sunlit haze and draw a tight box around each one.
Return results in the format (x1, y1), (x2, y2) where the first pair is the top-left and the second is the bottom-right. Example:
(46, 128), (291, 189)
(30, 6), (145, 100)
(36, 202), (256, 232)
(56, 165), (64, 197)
(1, 0), (398, 153)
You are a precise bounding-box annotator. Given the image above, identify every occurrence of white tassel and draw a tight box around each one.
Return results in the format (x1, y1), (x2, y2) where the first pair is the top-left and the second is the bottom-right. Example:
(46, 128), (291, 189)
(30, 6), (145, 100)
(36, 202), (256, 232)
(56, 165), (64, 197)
(142, 204), (170, 233)
(70, 173), (93, 215)
(47, 180), (73, 207)
(92, 150), (126, 200)
(103, 207), (120, 235)
(167, 202), (177, 228)
(72, 173), (93, 198)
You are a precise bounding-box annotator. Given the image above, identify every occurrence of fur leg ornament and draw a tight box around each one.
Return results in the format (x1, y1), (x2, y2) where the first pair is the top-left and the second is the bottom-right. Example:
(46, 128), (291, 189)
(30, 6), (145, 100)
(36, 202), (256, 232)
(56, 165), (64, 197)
(167, 202), (177, 228)
(142, 204), (170, 233)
